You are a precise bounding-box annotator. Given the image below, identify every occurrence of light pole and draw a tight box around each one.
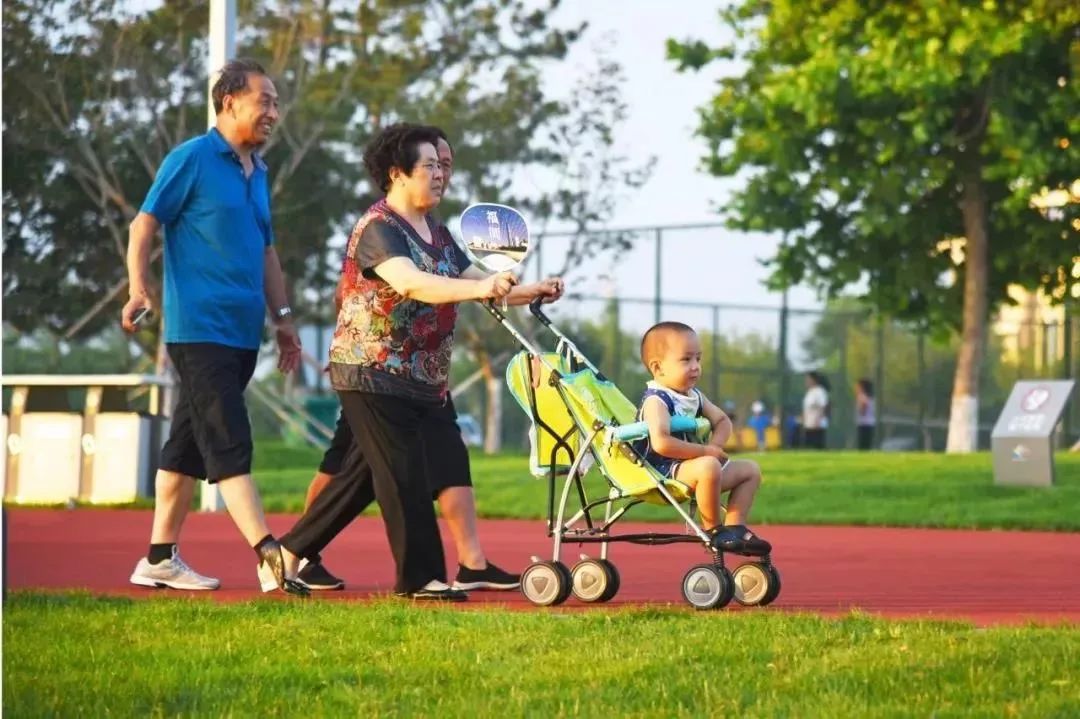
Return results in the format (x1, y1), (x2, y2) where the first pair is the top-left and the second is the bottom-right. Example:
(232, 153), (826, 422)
(200, 0), (236, 513)
(653, 228), (662, 325)
(207, 0), (236, 130)
(777, 234), (790, 444)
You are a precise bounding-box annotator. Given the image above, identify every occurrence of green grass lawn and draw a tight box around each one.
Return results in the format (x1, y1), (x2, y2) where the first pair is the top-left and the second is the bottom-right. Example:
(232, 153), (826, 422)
(254, 443), (1080, 531)
(3, 592), (1077, 718)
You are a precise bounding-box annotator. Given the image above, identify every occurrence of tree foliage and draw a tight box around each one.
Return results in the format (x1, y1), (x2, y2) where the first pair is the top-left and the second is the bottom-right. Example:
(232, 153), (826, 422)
(2, 0), (585, 339)
(668, 0), (1078, 450)
(667, 1), (1078, 322)
(3, 0), (207, 336)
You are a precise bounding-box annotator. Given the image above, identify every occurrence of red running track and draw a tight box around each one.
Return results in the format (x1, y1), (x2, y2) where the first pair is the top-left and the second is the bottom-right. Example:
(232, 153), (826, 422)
(4, 509), (1079, 626)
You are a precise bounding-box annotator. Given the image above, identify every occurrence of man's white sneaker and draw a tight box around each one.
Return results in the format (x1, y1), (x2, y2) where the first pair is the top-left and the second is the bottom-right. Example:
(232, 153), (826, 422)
(129, 548), (220, 590)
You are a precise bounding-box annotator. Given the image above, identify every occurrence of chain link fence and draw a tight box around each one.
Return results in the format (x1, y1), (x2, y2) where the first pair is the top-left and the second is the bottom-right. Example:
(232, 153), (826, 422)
(6, 224), (1074, 452)
(449, 223), (1078, 452)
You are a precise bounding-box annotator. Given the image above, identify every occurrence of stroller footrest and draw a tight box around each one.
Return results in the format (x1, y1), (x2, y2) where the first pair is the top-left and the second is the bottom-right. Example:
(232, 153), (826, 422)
(557, 531), (702, 546)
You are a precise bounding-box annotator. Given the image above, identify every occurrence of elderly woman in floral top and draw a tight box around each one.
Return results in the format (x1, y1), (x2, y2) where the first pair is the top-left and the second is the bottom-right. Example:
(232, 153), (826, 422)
(280, 124), (562, 601)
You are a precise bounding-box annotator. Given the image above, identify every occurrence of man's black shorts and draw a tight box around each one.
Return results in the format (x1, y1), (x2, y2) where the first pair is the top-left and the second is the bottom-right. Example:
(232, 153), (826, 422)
(159, 342), (258, 483)
(420, 396), (473, 496)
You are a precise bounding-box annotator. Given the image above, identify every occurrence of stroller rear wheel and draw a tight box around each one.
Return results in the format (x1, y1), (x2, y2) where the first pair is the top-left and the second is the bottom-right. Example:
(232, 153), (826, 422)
(571, 558), (620, 603)
(760, 564), (781, 606)
(521, 560), (573, 606)
(732, 562), (781, 606)
(681, 564), (734, 610)
(598, 559), (621, 602)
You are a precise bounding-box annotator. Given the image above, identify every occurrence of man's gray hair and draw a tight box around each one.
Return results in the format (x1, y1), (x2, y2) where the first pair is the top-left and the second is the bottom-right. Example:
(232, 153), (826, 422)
(211, 58), (267, 114)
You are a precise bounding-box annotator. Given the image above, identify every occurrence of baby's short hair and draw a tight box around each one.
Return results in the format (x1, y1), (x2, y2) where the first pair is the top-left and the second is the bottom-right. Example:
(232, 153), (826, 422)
(640, 321), (696, 369)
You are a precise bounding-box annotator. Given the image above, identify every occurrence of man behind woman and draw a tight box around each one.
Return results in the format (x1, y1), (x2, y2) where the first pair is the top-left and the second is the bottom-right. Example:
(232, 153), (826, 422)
(288, 126), (528, 592)
(272, 123), (563, 600)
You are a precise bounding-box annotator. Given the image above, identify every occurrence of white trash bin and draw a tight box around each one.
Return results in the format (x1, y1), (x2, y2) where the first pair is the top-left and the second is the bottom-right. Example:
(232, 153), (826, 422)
(12, 413), (83, 504)
(3, 375), (173, 505)
(87, 413), (154, 504)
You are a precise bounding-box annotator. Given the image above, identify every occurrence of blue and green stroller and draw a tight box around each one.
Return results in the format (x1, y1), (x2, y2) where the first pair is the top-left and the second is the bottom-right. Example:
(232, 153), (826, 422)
(490, 300), (781, 609)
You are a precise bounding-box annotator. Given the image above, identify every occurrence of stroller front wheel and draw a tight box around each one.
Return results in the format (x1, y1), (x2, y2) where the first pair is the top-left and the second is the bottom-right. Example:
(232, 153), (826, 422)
(681, 564), (734, 610)
(521, 560), (573, 606)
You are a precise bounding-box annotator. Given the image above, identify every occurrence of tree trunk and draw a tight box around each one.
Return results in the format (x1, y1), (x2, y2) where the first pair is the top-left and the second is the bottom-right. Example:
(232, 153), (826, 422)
(946, 165), (990, 453)
(480, 353), (502, 454)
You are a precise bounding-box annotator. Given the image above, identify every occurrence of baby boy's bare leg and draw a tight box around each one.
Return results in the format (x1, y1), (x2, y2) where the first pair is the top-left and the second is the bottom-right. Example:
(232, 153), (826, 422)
(673, 456), (724, 530)
(718, 459), (762, 526)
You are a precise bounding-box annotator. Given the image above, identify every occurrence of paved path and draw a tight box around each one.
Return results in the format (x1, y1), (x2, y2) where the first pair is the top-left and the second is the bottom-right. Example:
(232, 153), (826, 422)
(6, 509), (1079, 625)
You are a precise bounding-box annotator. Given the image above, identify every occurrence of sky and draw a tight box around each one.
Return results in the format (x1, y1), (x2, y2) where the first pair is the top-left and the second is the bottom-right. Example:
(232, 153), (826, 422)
(542, 1), (736, 228)
(523, 1), (824, 320)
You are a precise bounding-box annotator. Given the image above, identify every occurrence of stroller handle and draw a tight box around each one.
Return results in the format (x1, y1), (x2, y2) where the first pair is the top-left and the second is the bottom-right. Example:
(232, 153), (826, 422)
(611, 416), (710, 442)
(529, 297), (552, 326)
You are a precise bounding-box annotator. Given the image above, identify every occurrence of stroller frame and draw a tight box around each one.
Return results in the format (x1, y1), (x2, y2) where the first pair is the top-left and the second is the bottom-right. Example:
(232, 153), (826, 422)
(487, 299), (780, 608)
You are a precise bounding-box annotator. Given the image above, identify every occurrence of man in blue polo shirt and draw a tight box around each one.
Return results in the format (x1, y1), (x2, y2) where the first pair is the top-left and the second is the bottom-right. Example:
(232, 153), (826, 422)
(122, 58), (306, 595)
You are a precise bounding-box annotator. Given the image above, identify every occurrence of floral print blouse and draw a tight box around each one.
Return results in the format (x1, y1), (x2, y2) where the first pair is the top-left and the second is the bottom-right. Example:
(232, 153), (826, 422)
(328, 199), (471, 402)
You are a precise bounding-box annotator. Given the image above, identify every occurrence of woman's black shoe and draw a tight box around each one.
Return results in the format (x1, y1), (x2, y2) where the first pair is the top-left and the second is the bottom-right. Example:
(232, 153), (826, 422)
(257, 540), (311, 597)
(395, 580), (468, 602)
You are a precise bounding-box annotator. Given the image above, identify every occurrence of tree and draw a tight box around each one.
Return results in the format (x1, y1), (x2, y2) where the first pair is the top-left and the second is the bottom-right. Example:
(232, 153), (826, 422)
(3, 0), (583, 347)
(245, 0), (586, 320)
(668, 1), (1078, 452)
(2, 326), (136, 375)
(3, 0), (207, 339)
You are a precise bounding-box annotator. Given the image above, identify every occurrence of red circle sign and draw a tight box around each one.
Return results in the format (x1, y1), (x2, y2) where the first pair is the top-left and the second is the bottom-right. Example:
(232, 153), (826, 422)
(1020, 387), (1050, 413)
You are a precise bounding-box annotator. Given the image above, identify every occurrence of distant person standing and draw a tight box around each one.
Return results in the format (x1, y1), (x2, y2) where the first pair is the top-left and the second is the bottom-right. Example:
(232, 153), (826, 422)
(855, 378), (876, 450)
(121, 59), (307, 595)
(802, 371), (829, 449)
(747, 400), (772, 452)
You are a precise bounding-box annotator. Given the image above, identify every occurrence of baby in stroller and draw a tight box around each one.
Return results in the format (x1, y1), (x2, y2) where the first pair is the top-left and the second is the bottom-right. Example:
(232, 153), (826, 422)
(502, 299), (780, 607)
(635, 322), (771, 555)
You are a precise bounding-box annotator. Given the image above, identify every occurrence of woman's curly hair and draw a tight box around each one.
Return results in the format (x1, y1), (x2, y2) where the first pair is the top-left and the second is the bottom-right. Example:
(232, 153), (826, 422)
(363, 123), (441, 193)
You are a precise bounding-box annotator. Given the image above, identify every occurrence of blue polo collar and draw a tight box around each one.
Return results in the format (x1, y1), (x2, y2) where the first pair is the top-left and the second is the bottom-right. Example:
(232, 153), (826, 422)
(208, 127), (267, 171)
